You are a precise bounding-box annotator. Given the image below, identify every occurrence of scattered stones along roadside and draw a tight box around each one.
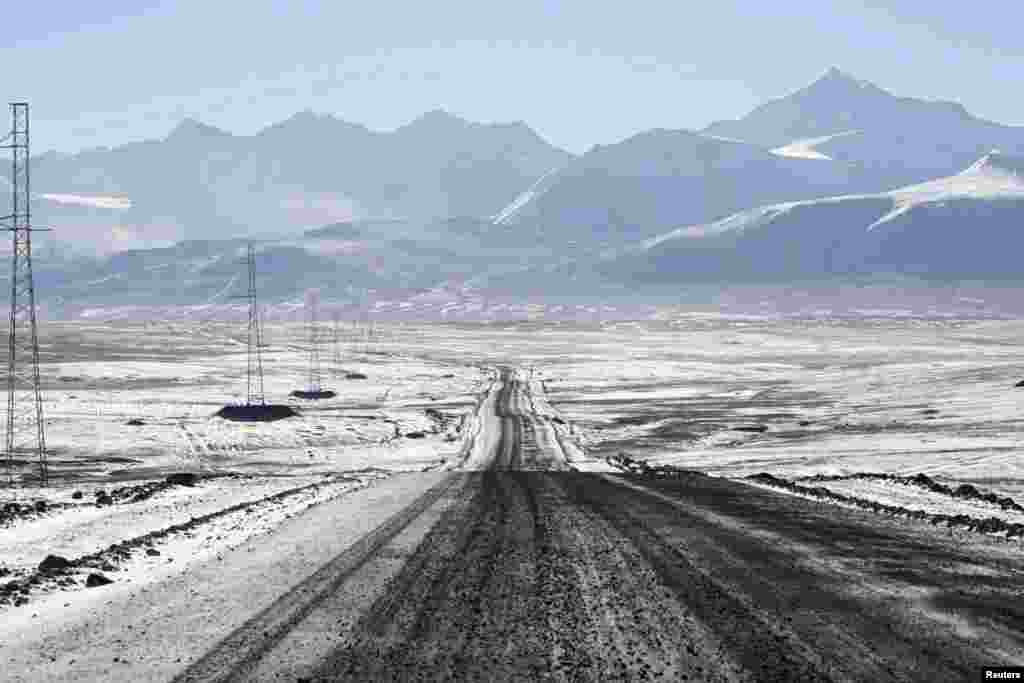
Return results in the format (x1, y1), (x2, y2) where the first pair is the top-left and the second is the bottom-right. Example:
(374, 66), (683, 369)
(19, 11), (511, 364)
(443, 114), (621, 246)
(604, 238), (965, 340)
(794, 471), (1024, 513)
(94, 473), (200, 507)
(1, 472), (210, 529)
(0, 499), (74, 528)
(0, 473), (377, 609)
(747, 472), (1024, 540)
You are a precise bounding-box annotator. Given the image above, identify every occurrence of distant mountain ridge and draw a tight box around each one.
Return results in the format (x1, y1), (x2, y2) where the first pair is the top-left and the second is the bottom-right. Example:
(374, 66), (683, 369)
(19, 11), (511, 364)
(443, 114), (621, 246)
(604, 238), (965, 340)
(15, 67), (1024, 314)
(15, 109), (572, 253)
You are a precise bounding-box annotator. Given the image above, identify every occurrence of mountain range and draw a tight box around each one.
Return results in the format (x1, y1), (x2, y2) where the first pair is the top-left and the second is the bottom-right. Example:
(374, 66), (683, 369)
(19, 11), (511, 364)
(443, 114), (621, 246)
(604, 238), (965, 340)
(13, 109), (569, 256)
(11, 66), (1024, 314)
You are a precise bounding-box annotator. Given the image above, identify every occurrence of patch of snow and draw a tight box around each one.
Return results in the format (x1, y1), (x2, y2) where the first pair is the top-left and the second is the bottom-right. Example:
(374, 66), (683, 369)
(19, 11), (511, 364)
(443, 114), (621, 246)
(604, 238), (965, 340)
(770, 130), (861, 161)
(39, 193), (132, 210)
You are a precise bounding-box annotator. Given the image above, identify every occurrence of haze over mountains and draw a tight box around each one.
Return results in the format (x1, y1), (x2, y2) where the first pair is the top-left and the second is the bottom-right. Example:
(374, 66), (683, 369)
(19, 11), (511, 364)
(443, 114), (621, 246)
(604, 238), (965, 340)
(16, 109), (569, 254)
(11, 66), (1024, 315)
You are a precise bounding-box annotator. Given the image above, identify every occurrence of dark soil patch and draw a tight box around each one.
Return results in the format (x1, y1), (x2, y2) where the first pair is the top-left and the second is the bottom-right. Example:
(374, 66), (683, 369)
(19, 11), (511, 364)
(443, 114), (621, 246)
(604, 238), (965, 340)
(216, 404), (299, 421)
(290, 390), (338, 400)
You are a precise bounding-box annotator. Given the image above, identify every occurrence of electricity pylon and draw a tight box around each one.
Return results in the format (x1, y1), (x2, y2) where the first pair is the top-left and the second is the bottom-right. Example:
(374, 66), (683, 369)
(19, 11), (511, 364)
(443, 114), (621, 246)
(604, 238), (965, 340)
(3, 103), (48, 486)
(242, 244), (265, 406)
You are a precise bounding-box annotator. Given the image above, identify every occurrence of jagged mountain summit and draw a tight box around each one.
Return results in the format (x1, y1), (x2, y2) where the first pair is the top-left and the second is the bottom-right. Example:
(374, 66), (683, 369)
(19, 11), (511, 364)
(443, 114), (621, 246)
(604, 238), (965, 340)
(703, 66), (967, 147)
(704, 66), (1024, 188)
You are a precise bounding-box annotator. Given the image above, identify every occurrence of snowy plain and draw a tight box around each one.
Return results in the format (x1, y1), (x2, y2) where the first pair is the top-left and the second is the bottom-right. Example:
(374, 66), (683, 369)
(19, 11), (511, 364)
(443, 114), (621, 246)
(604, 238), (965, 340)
(1, 311), (1023, 662)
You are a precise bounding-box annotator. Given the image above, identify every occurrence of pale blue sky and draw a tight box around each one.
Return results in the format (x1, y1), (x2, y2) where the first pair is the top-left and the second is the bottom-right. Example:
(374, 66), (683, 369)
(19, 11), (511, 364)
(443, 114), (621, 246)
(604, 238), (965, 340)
(5, 1), (1023, 154)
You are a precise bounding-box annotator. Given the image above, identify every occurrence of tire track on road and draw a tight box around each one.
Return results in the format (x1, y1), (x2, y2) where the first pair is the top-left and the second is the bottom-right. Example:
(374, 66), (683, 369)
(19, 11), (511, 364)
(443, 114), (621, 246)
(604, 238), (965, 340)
(172, 473), (465, 683)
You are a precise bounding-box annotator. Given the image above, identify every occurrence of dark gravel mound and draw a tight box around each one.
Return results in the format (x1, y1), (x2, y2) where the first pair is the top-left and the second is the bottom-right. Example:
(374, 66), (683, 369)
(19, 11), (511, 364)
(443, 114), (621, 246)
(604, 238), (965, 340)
(216, 404), (298, 421)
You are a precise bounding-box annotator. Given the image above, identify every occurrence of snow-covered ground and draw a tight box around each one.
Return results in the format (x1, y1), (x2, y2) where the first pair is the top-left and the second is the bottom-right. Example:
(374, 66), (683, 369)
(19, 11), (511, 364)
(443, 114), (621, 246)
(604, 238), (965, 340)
(1, 318), (486, 616)
(23, 319), (483, 485)
(524, 316), (1024, 502)
(11, 314), (1024, 493)
(2, 314), (1023, 622)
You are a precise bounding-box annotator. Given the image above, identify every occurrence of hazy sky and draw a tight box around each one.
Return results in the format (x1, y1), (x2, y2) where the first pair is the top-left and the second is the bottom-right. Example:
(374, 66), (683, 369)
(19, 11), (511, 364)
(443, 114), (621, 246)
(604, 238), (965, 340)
(5, 1), (1023, 155)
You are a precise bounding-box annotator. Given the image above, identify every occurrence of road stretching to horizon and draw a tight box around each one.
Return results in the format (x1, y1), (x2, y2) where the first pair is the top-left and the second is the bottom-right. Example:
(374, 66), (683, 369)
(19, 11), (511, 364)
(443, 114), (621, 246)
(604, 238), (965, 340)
(175, 368), (1024, 682)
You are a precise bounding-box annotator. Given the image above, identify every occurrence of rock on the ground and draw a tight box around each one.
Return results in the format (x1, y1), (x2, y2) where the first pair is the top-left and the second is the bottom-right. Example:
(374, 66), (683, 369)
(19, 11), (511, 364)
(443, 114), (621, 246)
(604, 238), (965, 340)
(166, 472), (199, 487)
(85, 573), (113, 588)
(38, 555), (73, 573)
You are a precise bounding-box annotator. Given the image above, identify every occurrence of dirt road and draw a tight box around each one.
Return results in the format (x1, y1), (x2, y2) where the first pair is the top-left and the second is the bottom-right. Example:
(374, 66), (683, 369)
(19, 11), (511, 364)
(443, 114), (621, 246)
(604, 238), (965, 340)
(176, 367), (1024, 682)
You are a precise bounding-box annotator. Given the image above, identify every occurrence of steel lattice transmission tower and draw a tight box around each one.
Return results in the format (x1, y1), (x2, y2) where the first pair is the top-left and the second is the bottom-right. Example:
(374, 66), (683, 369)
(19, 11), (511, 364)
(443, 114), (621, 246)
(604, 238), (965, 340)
(3, 103), (48, 486)
(243, 244), (265, 406)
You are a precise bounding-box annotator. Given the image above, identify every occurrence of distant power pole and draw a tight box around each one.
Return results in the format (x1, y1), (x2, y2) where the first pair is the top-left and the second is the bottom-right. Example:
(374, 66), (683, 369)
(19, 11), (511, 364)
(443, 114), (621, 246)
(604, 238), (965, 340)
(243, 244), (265, 406)
(3, 103), (48, 486)
(306, 290), (322, 393)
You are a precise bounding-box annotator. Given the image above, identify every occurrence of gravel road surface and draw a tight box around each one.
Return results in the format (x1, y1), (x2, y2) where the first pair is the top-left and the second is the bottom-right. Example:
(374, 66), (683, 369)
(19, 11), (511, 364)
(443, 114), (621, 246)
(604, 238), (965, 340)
(174, 367), (1024, 682)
